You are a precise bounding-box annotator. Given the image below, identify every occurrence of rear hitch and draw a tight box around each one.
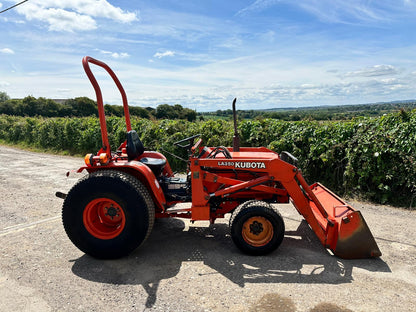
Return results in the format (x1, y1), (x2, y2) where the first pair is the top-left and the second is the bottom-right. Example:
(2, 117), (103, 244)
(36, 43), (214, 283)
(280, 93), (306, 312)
(55, 191), (67, 199)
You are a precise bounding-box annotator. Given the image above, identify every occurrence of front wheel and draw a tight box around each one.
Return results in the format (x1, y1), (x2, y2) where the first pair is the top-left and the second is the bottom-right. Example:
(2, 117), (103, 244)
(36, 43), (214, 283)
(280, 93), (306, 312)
(230, 201), (285, 255)
(62, 170), (154, 259)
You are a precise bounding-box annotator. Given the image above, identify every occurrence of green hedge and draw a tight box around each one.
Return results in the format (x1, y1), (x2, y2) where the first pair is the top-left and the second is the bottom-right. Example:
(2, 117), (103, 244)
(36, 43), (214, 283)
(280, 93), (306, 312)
(1, 110), (415, 207)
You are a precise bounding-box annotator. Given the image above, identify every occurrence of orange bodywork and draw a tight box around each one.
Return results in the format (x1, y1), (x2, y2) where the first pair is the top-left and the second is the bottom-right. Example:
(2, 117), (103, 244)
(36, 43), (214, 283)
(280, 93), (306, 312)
(187, 147), (381, 258)
(78, 56), (381, 259)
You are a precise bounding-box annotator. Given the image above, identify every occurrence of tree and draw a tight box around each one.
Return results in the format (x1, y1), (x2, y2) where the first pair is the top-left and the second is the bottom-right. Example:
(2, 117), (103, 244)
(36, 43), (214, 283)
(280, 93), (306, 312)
(156, 104), (177, 119)
(64, 97), (97, 117)
(183, 108), (197, 121)
(129, 106), (151, 119)
(20, 96), (39, 116)
(39, 98), (64, 117)
(104, 104), (123, 117)
(0, 100), (16, 115)
(0, 91), (10, 102)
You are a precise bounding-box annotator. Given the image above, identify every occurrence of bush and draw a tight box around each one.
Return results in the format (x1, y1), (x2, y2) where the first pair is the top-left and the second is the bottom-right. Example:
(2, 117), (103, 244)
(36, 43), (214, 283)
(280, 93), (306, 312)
(1, 110), (415, 207)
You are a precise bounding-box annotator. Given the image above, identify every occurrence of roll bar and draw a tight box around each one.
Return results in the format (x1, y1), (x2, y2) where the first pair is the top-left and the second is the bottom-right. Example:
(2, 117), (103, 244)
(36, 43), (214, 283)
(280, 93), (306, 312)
(82, 56), (132, 157)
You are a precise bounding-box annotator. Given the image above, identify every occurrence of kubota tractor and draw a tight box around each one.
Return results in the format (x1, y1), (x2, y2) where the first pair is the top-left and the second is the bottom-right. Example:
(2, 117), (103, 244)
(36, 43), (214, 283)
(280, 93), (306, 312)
(58, 56), (381, 260)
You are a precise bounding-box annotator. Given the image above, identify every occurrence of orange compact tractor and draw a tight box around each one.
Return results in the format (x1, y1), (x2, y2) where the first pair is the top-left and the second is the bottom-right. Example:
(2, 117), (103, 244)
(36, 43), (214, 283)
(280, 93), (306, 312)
(58, 56), (381, 259)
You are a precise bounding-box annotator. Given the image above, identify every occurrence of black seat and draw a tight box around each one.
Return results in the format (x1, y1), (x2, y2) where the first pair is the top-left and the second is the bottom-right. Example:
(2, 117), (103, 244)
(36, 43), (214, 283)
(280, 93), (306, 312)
(140, 157), (166, 176)
(126, 130), (144, 161)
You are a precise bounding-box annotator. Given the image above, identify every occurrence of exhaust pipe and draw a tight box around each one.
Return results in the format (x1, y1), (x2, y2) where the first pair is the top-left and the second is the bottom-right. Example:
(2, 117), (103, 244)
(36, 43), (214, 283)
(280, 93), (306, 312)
(232, 98), (240, 152)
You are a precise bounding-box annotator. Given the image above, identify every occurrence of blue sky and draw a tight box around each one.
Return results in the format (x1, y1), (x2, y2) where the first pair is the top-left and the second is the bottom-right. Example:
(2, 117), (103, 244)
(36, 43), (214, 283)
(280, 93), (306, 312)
(1, 0), (416, 111)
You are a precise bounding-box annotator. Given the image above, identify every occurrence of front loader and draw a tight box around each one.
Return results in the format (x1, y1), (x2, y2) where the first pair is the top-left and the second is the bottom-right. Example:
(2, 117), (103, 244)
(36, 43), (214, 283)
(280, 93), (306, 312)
(59, 56), (381, 259)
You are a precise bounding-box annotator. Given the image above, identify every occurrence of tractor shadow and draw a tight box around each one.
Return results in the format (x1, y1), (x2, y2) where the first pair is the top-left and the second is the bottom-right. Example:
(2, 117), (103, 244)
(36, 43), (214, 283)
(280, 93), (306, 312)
(71, 218), (390, 308)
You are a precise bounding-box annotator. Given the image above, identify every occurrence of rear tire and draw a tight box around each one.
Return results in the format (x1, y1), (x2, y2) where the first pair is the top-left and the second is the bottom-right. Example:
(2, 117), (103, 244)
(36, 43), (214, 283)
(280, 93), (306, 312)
(62, 170), (154, 259)
(230, 201), (285, 255)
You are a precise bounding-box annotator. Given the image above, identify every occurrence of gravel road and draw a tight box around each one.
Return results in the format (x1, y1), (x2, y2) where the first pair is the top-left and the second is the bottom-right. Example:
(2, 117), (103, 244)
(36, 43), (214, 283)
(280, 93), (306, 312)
(0, 145), (415, 312)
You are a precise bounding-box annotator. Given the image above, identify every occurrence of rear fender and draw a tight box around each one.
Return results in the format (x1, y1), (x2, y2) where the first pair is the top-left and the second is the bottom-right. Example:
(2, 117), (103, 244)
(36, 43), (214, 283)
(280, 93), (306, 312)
(83, 161), (166, 211)
(123, 161), (166, 211)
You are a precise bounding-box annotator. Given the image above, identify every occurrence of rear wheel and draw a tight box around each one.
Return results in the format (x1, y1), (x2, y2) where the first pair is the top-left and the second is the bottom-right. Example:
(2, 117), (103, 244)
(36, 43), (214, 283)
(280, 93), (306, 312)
(62, 170), (154, 259)
(230, 201), (285, 255)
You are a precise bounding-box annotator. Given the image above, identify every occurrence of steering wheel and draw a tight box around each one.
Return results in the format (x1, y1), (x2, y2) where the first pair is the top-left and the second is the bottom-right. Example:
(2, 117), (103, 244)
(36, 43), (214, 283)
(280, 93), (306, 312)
(207, 146), (232, 159)
(173, 134), (201, 151)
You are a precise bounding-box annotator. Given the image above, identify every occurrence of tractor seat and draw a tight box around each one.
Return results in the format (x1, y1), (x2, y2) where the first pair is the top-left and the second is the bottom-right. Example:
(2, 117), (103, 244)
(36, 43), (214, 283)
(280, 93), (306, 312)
(126, 130), (166, 176)
(126, 130), (145, 161)
(140, 157), (166, 176)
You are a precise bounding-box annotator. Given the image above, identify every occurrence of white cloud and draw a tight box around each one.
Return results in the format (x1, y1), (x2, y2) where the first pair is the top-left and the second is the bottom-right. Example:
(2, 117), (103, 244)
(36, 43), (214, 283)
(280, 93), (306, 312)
(37, 0), (138, 22)
(237, 0), (414, 24)
(112, 52), (129, 59)
(236, 0), (280, 17)
(0, 48), (15, 54)
(345, 65), (398, 77)
(98, 49), (130, 59)
(120, 58), (414, 110)
(13, 0), (138, 32)
(42, 8), (96, 32)
(295, 0), (386, 24)
(57, 88), (71, 93)
(153, 50), (175, 59)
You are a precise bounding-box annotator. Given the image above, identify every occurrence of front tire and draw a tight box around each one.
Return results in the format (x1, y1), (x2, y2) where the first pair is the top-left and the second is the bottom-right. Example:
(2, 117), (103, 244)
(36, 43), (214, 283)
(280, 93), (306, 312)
(62, 170), (154, 259)
(230, 201), (285, 255)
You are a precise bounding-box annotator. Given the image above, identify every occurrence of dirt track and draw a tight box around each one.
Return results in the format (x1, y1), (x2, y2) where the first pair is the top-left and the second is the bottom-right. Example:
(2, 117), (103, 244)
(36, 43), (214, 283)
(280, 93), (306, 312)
(0, 145), (415, 312)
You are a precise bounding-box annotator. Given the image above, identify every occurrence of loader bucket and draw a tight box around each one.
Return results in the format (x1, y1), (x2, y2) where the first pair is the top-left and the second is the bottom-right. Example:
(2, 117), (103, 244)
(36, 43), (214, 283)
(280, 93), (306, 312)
(333, 210), (382, 259)
(310, 183), (382, 259)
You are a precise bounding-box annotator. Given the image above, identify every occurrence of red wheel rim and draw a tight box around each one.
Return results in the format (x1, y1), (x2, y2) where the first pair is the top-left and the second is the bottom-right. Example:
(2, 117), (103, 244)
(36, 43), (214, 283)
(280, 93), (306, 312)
(83, 198), (126, 240)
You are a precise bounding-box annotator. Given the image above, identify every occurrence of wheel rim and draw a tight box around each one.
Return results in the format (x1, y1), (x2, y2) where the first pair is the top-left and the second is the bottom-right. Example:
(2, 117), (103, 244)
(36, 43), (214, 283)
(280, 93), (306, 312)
(242, 216), (274, 247)
(83, 198), (126, 240)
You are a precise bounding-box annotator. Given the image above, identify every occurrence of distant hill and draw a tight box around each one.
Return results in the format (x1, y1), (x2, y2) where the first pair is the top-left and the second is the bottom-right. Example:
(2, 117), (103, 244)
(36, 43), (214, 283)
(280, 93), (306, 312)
(200, 100), (416, 121)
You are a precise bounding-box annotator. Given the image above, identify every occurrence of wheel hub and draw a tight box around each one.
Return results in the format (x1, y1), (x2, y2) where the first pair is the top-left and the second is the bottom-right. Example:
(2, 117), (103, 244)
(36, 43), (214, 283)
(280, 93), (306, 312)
(105, 205), (119, 219)
(249, 221), (264, 235)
